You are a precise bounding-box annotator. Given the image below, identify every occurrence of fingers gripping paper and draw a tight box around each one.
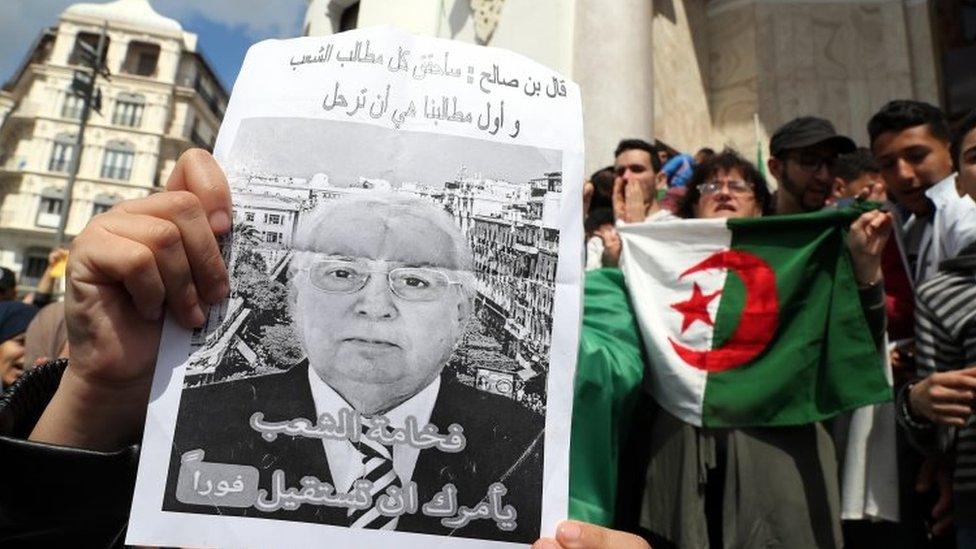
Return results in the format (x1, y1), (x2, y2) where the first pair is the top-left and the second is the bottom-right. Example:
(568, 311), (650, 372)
(127, 27), (583, 549)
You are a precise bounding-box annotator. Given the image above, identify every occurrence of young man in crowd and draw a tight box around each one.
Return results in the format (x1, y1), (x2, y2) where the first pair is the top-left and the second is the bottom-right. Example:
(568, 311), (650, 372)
(898, 110), (976, 549)
(869, 101), (976, 546)
(869, 100), (976, 285)
(766, 116), (857, 215)
(596, 138), (675, 267)
(612, 138), (670, 224)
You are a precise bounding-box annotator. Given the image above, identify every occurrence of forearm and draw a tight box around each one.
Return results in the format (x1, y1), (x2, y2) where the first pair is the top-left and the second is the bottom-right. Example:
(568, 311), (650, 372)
(857, 281), (886, 350)
(35, 272), (55, 294)
(30, 365), (150, 452)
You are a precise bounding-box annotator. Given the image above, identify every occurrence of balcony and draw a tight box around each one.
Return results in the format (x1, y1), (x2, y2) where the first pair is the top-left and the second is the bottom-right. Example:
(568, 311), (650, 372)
(162, 122), (213, 151)
(7, 102), (42, 119)
(35, 212), (61, 228)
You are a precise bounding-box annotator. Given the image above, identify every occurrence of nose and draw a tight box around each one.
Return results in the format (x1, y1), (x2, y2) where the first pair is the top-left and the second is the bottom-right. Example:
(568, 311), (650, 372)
(714, 183), (733, 197)
(895, 158), (915, 184)
(813, 162), (832, 182)
(354, 274), (398, 320)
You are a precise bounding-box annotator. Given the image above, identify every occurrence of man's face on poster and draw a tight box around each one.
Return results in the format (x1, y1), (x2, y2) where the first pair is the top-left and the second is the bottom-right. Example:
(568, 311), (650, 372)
(291, 199), (471, 415)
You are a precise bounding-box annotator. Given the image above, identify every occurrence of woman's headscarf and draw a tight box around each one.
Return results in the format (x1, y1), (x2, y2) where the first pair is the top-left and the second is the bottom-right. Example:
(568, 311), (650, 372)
(23, 301), (68, 369)
(0, 301), (37, 345)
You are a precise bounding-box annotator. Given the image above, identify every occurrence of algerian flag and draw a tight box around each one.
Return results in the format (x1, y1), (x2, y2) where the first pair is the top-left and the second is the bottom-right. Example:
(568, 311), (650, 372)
(618, 209), (891, 427)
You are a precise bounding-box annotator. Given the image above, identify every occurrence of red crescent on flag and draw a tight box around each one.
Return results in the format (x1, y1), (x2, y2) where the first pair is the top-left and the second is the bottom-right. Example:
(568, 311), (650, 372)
(668, 250), (779, 372)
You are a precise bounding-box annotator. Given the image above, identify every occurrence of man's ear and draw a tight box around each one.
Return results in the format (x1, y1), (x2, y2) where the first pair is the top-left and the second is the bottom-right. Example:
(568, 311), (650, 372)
(456, 295), (474, 324)
(832, 177), (846, 200)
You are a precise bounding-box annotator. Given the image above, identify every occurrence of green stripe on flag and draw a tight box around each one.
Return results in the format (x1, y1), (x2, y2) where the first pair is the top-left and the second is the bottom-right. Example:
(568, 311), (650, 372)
(570, 268), (646, 525)
(702, 208), (891, 427)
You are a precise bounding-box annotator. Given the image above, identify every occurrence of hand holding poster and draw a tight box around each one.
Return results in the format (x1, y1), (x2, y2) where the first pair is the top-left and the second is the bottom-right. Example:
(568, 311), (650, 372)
(126, 26), (583, 548)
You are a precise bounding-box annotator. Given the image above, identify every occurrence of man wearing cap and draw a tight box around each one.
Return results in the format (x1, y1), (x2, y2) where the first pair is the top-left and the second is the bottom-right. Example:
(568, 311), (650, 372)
(767, 116), (858, 215)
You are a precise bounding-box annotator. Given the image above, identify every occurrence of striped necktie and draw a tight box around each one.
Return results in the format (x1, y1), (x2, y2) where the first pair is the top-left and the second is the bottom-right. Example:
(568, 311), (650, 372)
(348, 423), (401, 530)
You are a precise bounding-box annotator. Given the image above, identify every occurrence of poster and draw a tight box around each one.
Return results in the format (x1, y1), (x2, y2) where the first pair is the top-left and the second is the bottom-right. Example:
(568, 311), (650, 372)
(127, 26), (583, 548)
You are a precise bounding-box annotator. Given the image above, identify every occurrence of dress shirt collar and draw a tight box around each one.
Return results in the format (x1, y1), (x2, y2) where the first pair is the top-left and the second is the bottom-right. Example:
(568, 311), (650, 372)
(306, 366), (441, 492)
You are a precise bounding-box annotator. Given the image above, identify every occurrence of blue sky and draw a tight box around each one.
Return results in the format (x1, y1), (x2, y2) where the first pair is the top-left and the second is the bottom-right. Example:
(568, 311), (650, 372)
(1, 0), (308, 92)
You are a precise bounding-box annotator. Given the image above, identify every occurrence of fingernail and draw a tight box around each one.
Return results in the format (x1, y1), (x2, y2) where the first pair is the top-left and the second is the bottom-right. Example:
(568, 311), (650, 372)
(217, 279), (230, 299)
(557, 521), (581, 542)
(189, 304), (206, 327)
(209, 210), (231, 234)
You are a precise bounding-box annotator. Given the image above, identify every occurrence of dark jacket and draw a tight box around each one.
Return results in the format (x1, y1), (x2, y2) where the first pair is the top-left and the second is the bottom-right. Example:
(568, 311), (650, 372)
(0, 360), (544, 547)
(164, 362), (544, 543)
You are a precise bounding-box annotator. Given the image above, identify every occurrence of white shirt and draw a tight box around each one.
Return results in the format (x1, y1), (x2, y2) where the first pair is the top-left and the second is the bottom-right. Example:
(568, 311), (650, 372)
(306, 367), (440, 492)
(901, 174), (976, 284)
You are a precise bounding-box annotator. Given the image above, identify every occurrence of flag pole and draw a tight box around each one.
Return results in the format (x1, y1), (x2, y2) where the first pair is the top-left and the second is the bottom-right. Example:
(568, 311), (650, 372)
(754, 113), (766, 178)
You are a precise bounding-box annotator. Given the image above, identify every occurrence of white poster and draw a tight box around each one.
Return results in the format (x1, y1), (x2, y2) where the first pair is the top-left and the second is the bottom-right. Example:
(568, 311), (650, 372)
(127, 26), (584, 548)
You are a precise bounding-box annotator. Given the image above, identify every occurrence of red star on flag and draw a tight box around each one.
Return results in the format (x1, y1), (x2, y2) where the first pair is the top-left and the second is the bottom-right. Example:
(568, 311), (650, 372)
(670, 282), (722, 333)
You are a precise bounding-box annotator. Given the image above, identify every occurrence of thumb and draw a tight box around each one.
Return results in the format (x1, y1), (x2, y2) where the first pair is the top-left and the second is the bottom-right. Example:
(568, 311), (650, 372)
(553, 521), (650, 549)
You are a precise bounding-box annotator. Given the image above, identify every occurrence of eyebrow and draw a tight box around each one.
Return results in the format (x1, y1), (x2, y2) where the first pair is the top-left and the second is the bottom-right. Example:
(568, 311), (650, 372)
(312, 255), (455, 270)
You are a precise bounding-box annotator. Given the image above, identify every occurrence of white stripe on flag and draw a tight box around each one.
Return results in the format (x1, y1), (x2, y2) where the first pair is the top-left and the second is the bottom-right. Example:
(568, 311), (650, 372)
(618, 218), (732, 426)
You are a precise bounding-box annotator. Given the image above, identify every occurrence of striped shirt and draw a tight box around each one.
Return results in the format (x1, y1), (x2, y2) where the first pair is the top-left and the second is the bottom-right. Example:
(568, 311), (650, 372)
(911, 256), (976, 524)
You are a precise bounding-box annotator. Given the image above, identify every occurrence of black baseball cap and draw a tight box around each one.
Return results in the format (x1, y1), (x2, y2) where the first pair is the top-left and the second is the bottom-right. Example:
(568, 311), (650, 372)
(770, 117), (857, 158)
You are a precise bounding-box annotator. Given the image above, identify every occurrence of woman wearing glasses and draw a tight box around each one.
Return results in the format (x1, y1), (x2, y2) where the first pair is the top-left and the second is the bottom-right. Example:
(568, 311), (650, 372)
(675, 150), (773, 221)
(639, 151), (835, 549)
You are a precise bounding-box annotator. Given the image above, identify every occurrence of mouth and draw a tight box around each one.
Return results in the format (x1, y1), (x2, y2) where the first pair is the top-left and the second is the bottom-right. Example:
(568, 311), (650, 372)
(343, 337), (401, 349)
(714, 204), (737, 212)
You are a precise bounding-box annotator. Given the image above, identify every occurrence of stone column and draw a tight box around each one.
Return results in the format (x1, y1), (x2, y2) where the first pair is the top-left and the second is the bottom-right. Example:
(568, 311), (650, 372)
(572, 0), (655, 173)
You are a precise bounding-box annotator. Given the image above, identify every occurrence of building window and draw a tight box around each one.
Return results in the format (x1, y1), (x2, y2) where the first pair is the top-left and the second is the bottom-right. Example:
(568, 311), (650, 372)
(264, 213), (283, 225)
(112, 93), (145, 127)
(48, 133), (76, 173)
(68, 32), (108, 67)
(339, 2), (360, 32)
(22, 249), (52, 287)
(91, 193), (120, 217)
(244, 211), (255, 222)
(36, 188), (64, 228)
(265, 232), (281, 244)
(121, 41), (160, 77)
(101, 141), (135, 180)
(62, 93), (84, 119)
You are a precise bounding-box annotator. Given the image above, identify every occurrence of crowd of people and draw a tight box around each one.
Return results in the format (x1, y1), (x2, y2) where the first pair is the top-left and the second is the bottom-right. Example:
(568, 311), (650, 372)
(570, 99), (976, 549)
(0, 99), (974, 548)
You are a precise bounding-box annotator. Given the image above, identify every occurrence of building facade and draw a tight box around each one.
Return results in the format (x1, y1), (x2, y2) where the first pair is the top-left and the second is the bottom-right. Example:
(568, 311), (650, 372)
(0, 0), (227, 290)
(304, 0), (975, 172)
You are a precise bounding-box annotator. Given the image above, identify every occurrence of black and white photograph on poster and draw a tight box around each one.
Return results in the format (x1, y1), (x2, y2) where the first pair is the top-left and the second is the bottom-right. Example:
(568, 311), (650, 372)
(161, 117), (561, 543)
(125, 27), (583, 549)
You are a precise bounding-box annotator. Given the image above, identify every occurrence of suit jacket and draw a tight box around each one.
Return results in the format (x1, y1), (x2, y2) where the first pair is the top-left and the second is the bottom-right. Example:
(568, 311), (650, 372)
(163, 362), (545, 543)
